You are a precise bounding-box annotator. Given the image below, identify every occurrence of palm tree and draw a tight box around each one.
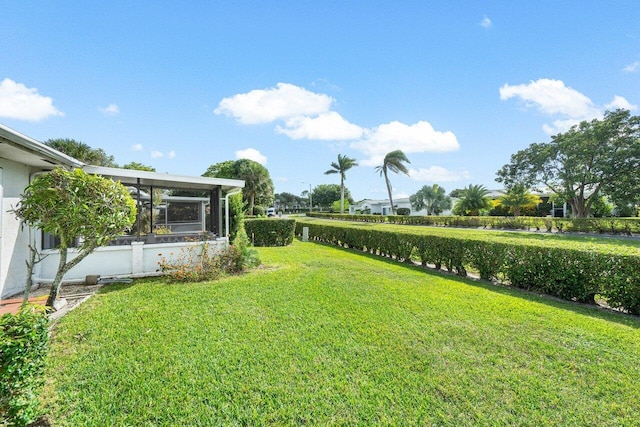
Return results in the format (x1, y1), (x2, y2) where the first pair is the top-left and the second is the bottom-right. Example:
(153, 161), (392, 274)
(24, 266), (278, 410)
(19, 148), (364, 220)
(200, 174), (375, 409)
(324, 154), (358, 214)
(497, 184), (542, 217)
(410, 184), (452, 215)
(375, 150), (411, 215)
(454, 184), (492, 216)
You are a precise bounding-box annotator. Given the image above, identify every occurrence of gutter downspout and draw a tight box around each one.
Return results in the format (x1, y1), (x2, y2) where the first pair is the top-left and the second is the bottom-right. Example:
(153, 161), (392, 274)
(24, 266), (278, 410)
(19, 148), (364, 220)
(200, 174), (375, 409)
(223, 188), (242, 241)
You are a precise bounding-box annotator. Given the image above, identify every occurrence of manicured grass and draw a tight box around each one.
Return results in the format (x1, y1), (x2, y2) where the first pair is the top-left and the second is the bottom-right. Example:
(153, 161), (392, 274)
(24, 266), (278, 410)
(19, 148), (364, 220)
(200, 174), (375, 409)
(43, 241), (640, 426)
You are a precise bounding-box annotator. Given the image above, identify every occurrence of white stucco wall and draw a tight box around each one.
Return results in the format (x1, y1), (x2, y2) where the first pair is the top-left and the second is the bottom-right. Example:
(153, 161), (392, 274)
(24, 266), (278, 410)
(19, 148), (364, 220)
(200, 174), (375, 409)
(0, 160), (33, 298)
(35, 238), (228, 283)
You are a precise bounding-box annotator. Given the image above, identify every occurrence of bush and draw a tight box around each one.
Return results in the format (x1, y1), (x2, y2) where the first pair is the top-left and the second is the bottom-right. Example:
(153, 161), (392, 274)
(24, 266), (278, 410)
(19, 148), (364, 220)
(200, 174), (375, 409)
(396, 208), (411, 216)
(296, 221), (640, 314)
(252, 206), (266, 217)
(158, 240), (256, 283)
(1, 305), (49, 426)
(245, 219), (295, 246)
(305, 212), (640, 235)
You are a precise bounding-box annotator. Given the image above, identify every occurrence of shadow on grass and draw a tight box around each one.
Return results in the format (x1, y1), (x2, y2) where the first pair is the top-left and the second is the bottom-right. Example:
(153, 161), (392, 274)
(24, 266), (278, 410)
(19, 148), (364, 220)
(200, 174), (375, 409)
(306, 239), (640, 329)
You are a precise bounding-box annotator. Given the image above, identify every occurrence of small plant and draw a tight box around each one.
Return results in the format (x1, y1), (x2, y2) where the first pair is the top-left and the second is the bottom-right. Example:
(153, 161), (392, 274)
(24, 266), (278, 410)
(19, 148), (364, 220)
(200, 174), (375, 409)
(158, 231), (260, 283)
(1, 305), (49, 426)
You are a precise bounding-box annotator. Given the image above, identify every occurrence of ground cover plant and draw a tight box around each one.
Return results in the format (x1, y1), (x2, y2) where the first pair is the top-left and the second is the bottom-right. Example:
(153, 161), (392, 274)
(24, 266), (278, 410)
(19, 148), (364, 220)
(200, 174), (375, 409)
(42, 242), (640, 426)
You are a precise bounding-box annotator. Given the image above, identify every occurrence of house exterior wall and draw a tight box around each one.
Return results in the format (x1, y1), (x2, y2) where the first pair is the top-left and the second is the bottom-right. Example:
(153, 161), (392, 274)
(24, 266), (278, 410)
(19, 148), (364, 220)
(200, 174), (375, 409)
(0, 159), (36, 298)
(34, 238), (228, 283)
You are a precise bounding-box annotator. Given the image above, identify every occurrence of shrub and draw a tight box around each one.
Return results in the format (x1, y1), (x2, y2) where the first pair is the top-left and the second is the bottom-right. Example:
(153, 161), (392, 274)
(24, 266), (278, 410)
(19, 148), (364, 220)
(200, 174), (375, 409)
(245, 219), (295, 246)
(253, 206), (266, 217)
(296, 220), (640, 314)
(306, 212), (640, 235)
(1, 305), (49, 426)
(396, 208), (411, 216)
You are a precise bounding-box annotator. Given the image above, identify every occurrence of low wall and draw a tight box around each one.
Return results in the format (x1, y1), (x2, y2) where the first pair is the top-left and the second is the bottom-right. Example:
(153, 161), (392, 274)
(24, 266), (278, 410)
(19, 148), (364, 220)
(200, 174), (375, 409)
(35, 238), (228, 283)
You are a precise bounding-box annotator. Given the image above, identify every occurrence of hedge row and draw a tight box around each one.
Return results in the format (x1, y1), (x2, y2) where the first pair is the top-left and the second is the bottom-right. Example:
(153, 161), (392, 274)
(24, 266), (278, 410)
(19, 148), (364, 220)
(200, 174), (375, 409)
(1, 306), (49, 426)
(307, 213), (640, 235)
(295, 222), (640, 314)
(245, 218), (296, 247)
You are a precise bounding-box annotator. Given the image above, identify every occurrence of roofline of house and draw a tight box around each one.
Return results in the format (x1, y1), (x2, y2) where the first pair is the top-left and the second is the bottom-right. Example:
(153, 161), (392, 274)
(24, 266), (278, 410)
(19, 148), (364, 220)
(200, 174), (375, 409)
(0, 123), (84, 168)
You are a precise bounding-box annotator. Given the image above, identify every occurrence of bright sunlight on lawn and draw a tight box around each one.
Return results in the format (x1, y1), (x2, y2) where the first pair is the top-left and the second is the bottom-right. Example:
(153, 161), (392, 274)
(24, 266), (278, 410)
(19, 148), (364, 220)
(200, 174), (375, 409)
(43, 241), (640, 426)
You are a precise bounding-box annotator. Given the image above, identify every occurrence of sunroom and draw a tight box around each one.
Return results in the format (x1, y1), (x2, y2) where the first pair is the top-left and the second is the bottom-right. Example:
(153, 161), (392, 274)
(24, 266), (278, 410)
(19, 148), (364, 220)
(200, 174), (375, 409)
(35, 165), (245, 283)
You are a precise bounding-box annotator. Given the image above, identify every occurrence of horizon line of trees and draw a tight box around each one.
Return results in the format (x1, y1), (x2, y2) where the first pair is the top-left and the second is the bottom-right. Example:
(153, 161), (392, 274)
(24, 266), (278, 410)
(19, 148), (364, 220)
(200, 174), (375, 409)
(46, 108), (640, 219)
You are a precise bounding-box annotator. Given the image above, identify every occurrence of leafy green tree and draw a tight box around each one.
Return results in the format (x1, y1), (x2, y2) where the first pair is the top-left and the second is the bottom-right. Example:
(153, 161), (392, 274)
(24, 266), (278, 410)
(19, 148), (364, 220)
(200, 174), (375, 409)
(454, 184), (492, 216)
(203, 160), (237, 179)
(312, 184), (352, 210)
(204, 160), (274, 215)
(14, 168), (136, 307)
(496, 184), (542, 217)
(274, 192), (305, 211)
(496, 109), (640, 218)
(324, 154), (358, 214)
(331, 199), (351, 213)
(410, 184), (452, 215)
(122, 161), (156, 172)
(44, 138), (117, 167)
(375, 150), (411, 215)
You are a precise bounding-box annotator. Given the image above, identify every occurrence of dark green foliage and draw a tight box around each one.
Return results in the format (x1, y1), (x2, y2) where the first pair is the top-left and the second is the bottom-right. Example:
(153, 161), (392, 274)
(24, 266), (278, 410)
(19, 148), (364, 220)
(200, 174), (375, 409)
(1, 306), (49, 426)
(396, 208), (411, 216)
(296, 221), (640, 314)
(227, 193), (245, 241)
(306, 212), (640, 235)
(245, 219), (295, 246)
(45, 138), (117, 167)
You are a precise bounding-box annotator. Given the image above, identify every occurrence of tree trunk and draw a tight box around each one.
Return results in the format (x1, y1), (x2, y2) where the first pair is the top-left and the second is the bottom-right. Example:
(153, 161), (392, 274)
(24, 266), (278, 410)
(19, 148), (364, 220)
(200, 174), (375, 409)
(340, 177), (345, 214)
(384, 172), (395, 215)
(22, 244), (38, 307)
(46, 247), (68, 308)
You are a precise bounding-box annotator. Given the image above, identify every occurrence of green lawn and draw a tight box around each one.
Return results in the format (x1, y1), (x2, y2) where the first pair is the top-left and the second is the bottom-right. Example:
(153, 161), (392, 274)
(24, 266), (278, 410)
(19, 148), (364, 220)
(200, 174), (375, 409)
(43, 241), (640, 426)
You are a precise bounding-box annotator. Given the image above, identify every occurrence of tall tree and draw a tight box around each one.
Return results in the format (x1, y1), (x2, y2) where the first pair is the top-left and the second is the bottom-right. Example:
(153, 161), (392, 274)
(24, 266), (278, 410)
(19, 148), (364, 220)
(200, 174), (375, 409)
(122, 161), (156, 172)
(375, 150), (411, 215)
(410, 184), (452, 215)
(45, 138), (117, 166)
(311, 184), (352, 210)
(14, 168), (136, 307)
(496, 109), (640, 218)
(324, 154), (358, 214)
(454, 184), (492, 216)
(203, 159), (274, 215)
(497, 184), (542, 217)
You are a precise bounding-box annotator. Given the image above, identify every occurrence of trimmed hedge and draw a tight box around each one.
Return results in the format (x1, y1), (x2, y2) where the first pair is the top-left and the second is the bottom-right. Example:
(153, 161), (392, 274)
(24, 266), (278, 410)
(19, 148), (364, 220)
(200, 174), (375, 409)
(1, 305), (49, 426)
(245, 218), (296, 247)
(295, 221), (640, 314)
(307, 213), (640, 235)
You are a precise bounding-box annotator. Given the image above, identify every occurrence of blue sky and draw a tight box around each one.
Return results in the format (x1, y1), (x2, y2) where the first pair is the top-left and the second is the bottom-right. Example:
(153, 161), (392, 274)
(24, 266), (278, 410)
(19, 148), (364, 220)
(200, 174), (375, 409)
(1, 1), (639, 201)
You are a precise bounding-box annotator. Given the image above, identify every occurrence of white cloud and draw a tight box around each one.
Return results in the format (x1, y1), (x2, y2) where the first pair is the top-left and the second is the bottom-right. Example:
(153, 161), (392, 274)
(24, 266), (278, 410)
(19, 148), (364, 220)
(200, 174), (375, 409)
(235, 148), (267, 165)
(605, 95), (638, 111)
(0, 78), (64, 121)
(351, 120), (460, 166)
(480, 15), (493, 28)
(276, 111), (364, 140)
(167, 150), (176, 159)
(99, 103), (120, 116)
(274, 176), (288, 183)
(623, 61), (640, 73)
(214, 82), (333, 124)
(150, 151), (164, 159)
(131, 144), (143, 151)
(500, 79), (598, 118)
(409, 166), (471, 182)
(498, 78), (630, 134)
